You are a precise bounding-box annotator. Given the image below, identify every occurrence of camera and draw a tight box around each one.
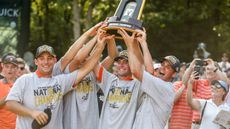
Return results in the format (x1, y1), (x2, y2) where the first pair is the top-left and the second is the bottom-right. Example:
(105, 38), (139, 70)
(194, 60), (208, 79)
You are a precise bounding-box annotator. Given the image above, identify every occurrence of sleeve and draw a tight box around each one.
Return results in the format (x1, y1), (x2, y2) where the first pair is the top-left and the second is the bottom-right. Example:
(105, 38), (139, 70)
(6, 76), (26, 103)
(52, 58), (63, 76)
(97, 66), (115, 93)
(55, 70), (78, 95)
(63, 64), (70, 74)
(141, 71), (175, 106)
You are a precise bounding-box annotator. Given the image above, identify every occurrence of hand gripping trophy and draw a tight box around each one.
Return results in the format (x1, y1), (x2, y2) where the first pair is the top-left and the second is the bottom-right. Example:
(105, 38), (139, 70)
(103, 0), (146, 39)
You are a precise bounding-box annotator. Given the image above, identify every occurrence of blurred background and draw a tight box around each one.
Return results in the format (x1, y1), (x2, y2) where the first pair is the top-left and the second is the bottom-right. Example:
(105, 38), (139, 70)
(0, 0), (230, 62)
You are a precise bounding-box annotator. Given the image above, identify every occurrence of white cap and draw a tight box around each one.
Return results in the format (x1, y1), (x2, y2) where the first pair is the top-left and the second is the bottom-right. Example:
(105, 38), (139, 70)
(153, 63), (161, 70)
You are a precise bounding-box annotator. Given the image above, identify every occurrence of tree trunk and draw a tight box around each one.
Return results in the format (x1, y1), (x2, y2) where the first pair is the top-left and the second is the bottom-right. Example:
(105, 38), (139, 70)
(72, 0), (81, 40)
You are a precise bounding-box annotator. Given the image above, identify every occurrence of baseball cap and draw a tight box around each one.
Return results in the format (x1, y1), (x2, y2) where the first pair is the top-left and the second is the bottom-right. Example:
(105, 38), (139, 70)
(153, 63), (161, 70)
(211, 80), (229, 92)
(161, 55), (180, 72)
(114, 50), (128, 61)
(35, 45), (56, 58)
(2, 54), (18, 66)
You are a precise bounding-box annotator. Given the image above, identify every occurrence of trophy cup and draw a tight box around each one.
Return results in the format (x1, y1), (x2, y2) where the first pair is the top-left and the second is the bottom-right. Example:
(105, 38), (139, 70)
(103, 0), (146, 39)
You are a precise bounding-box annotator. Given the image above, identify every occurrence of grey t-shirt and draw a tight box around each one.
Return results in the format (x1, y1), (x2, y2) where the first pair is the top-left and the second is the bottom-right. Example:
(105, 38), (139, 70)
(63, 72), (99, 129)
(6, 71), (78, 129)
(98, 67), (141, 129)
(132, 71), (175, 129)
(53, 61), (99, 129)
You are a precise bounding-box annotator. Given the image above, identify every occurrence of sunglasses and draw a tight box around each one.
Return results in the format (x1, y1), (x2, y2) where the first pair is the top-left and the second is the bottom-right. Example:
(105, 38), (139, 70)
(211, 84), (222, 89)
(19, 67), (25, 70)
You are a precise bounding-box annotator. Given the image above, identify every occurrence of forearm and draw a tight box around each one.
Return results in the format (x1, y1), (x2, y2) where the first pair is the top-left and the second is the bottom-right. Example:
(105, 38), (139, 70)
(76, 43), (105, 84)
(186, 82), (200, 110)
(61, 32), (90, 71)
(0, 96), (7, 107)
(6, 100), (33, 117)
(140, 40), (154, 74)
(101, 39), (118, 69)
(174, 85), (185, 103)
(182, 67), (193, 85)
(76, 36), (97, 62)
(107, 38), (118, 59)
(127, 42), (144, 81)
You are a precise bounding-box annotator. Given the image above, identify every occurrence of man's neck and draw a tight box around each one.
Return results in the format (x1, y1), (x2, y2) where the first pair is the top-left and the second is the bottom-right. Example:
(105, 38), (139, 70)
(35, 70), (52, 78)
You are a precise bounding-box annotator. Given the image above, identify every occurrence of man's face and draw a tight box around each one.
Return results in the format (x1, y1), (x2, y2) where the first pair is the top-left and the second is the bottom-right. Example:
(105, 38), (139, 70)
(1, 63), (18, 79)
(158, 60), (176, 82)
(35, 52), (56, 75)
(17, 63), (26, 77)
(204, 65), (216, 81)
(116, 58), (131, 77)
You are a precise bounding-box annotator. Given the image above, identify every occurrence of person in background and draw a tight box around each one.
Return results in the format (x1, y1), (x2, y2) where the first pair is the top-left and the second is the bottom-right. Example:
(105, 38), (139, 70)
(16, 58), (27, 77)
(0, 53), (18, 129)
(187, 76), (230, 129)
(183, 58), (228, 129)
(218, 53), (230, 74)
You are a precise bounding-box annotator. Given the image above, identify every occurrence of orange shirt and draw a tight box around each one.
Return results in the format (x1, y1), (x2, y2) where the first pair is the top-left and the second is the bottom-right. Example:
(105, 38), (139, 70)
(192, 79), (212, 122)
(0, 80), (16, 129)
(169, 81), (193, 129)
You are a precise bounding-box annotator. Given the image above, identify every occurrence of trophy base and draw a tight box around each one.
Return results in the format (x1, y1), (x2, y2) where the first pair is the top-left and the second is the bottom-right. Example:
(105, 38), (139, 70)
(103, 26), (135, 40)
(102, 16), (143, 39)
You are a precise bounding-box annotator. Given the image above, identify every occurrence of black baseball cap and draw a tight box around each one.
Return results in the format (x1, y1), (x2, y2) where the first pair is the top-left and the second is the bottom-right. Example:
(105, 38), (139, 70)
(35, 45), (56, 58)
(2, 54), (18, 66)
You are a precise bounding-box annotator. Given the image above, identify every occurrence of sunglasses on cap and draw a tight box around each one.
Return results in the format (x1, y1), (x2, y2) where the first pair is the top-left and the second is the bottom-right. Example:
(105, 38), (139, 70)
(211, 84), (222, 89)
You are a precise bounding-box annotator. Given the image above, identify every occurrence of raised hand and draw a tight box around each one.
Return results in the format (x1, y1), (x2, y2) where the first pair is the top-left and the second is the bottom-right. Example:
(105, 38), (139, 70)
(117, 28), (137, 47)
(136, 28), (147, 43)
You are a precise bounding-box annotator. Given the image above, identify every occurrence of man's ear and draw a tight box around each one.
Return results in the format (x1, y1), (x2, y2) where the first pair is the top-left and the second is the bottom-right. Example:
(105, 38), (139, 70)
(34, 59), (38, 65)
(172, 72), (177, 79)
(54, 57), (57, 63)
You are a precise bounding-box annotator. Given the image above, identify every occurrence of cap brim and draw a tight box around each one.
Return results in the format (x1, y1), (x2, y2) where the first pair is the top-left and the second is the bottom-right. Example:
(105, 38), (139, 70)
(211, 80), (228, 91)
(114, 56), (128, 61)
(36, 51), (56, 58)
(3, 61), (17, 66)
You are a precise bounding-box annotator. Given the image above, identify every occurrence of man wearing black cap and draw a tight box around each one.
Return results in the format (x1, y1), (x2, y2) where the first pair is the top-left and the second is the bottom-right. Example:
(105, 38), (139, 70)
(5, 32), (112, 129)
(118, 28), (179, 129)
(0, 53), (18, 129)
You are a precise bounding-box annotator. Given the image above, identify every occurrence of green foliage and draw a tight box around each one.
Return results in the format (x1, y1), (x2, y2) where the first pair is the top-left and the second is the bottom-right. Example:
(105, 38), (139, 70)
(29, 0), (230, 62)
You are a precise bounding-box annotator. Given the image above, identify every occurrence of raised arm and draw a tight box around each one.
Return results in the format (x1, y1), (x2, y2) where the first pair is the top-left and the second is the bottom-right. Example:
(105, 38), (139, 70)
(182, 59), (197, 85)
(186, 71), (202, 111)
(68, 36), (97, 72)
(136, 29), (154, 74)
(101, 37), (119, 70)
(75, 32), (114, 84)
(60, 22), (103, 72)
(118, 29), (144, 81)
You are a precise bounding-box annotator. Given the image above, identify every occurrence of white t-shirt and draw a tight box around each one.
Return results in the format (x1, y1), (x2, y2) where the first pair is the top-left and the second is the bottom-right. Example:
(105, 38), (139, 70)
(98, 67), (141, 129)
(6, 71), (78, 129)
(199, 99), (230, 129)
(132, 71), (175, 129)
